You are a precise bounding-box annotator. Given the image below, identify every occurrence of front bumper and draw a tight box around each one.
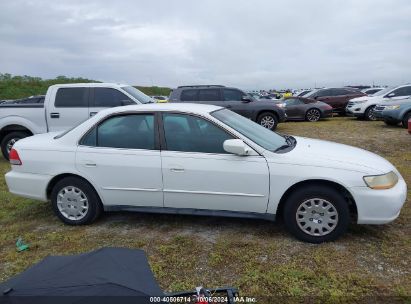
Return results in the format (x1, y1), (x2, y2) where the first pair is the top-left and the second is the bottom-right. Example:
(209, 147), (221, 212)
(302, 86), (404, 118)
(5, 170), (51, 201)
(346, 103), (366, 116)
(349, 178), (407, 224)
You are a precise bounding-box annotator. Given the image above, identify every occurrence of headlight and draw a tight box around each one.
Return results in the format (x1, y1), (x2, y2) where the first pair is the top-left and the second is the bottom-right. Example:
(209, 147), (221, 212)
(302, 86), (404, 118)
(384, 105), (400, 110)
(363, 171), (398, 190)
(276, 103), (286, 108)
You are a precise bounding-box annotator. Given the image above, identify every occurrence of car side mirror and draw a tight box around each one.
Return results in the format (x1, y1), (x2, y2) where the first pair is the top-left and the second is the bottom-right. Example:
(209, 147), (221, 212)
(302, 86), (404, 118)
(386, 93), (396, 98)
(121, 100), (135, 106)
(241, 96), (252, 103)
(223, 139), (251, 156)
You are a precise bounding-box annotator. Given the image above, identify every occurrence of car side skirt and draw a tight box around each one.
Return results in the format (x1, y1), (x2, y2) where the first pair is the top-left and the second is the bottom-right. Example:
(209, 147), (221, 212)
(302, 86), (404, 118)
(104, 205), (276, 221)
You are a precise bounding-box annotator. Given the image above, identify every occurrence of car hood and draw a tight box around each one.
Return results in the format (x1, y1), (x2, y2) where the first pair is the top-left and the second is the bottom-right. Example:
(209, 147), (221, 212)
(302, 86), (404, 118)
(349, 95), (380, 103)
(266, 136), (395, 175)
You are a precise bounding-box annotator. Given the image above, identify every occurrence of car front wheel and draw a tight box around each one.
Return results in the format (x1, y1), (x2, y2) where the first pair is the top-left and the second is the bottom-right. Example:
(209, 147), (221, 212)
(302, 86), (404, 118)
(365, 106), (377, 121)
(51, 177), (102, 225)
(257, 112), (278, 130)
(283, 185), (350, 243)
(305, 108), (321, 122)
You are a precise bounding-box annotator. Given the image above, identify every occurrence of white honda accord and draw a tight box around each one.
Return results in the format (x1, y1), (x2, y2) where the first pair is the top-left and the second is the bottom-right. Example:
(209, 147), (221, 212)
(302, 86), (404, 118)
(5, 104), (407, 243)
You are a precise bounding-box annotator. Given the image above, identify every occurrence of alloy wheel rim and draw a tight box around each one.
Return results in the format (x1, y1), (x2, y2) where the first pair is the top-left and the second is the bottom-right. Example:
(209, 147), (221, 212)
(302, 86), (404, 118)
(296, 198), (339, 236)
(260, 116), (275, 129)
(7, 138), (19, 154)
(368, 108), (376, 120)
(307, 109), (320, 122)
(57, 186), (89, 221)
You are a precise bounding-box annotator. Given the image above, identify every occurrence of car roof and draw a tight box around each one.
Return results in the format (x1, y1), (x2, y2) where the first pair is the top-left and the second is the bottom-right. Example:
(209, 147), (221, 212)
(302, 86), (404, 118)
(100, 103), (223, 115)
(49, 83), (130, 89)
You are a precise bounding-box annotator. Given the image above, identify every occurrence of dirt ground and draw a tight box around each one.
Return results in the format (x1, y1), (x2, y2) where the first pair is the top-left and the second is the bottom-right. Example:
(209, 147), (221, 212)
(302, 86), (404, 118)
(0, 116), (410, 303)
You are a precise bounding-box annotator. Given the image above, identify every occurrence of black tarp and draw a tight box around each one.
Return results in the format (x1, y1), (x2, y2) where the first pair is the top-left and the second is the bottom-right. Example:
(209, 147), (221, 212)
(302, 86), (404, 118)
(0, 247), (165, 304)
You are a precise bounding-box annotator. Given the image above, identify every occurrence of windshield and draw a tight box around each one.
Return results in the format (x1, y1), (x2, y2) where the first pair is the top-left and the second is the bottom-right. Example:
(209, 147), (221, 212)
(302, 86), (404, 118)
(211, 109), (289, 152)
(121, 86), (154, 104)
(372, 87), (393, 96)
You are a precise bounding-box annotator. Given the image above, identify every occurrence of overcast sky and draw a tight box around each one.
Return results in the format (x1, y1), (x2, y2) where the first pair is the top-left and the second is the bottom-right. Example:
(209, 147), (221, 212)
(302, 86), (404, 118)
(0, 0), (410, 89)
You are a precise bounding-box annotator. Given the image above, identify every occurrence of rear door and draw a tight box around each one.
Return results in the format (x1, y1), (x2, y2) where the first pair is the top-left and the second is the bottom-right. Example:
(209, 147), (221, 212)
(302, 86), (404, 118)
(284, 98), (304, 119)
(88, 87), (134, 118)
(76, 113), (163, 208)
(47, 87), (90, 132)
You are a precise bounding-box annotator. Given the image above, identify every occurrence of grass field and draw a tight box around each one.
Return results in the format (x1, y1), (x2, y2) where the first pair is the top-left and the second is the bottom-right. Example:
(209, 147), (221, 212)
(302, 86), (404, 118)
(0, 117), (410, 302)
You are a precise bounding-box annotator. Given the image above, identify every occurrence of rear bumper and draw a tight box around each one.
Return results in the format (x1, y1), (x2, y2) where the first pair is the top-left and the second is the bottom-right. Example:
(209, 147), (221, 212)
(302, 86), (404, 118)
(349, 178), (407, 224)
(5, 170), (50, 201)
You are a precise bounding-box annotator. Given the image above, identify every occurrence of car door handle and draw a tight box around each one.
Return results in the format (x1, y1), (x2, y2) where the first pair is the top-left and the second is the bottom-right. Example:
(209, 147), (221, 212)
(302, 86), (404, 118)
(83, 162), (97, 167)
(50, 112), (60, 118)
(90, 112), (98, 117)
(170, 167), (184, 173)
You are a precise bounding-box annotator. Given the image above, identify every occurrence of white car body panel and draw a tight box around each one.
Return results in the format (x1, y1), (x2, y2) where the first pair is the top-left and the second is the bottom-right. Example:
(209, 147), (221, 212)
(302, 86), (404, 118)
(5, 103), (408, 225)
(346, 85), (411, 116)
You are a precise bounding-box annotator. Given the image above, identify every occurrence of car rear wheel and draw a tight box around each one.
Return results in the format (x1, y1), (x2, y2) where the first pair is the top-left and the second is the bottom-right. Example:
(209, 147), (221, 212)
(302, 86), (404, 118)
(1, 131), (30, 160)
(283, 185), (350, 243)
(257, 112), (278, 130)
(365, 106), (377, 121)
(305, 108), (321, 122)
(51, 177), (102, 225)
(401, 112), (411, 128)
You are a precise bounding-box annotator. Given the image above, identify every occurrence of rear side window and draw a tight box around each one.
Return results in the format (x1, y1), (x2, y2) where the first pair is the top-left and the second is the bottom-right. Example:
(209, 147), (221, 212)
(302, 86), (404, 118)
(390, 86), (411, 97)
(198, 89), (220, 101)
(180, 89), (198, 101)
(93, 88), (131, 107)
(55, 88), (89, 107)
(80, 114), (155, 150)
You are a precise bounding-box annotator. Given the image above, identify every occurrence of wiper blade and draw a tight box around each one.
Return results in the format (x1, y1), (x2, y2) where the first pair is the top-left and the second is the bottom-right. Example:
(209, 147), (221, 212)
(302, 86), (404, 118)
(274, 144), (291, 152)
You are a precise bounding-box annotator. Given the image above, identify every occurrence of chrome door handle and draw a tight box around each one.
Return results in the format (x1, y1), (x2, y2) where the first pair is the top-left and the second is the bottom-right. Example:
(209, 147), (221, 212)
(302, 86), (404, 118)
(170, 168), (184, 172)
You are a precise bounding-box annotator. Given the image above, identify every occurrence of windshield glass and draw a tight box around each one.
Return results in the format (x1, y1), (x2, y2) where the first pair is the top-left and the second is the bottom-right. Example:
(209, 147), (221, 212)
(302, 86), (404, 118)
(122, 86), (153, 104)
(372, 87), (393, 96)
(211, 109), (288, 152)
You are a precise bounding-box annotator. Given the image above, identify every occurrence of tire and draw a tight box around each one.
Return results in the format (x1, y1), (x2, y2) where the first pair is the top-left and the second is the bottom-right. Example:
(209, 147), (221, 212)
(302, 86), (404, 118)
(1, 131), (30, 160)
(257, 112), (278, 130)
(364, 106), (376, 121)
(283, 185), (350, 243)
(305, 108), (321, 122)
(51, 177), (102, 225)
(401, 112), (411, 128)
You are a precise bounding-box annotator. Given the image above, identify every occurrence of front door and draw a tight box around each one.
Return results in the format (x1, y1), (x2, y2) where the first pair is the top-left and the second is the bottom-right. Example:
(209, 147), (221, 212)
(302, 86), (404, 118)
(160, 112), (269, 213)
(76, 113), (163, 207)
(222, 88), (251, 118)
(88, 87), (135, 118)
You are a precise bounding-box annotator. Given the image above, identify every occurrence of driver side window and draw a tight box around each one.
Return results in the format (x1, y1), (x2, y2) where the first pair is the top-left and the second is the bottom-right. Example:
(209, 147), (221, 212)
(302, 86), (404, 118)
(163, 113), (233, 154)
(223, 89), (245, 101)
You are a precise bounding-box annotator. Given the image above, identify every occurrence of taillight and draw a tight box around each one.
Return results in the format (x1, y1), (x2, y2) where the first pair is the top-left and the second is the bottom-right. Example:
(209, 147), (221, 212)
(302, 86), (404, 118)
(9, 149), (22, 165)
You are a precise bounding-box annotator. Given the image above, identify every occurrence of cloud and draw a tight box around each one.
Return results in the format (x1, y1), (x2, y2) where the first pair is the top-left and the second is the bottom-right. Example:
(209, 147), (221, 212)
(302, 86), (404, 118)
(0, 0), (410, 89)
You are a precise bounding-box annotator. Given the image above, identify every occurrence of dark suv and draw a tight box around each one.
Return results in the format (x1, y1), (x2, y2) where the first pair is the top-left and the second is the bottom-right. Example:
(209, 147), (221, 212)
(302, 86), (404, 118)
(304, 88), (365, 115)
(169, 85), (286, 130)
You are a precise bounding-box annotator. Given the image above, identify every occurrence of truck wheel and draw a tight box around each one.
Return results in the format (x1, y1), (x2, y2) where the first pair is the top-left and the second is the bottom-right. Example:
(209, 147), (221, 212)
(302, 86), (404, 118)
(1, 131), (30, 160)
(402, 112), (411, 128)
(283, 185), (350, 243)
(51, 177), (102, 225)
(365, 106), (376, 121)
(257, 112), (278, 130)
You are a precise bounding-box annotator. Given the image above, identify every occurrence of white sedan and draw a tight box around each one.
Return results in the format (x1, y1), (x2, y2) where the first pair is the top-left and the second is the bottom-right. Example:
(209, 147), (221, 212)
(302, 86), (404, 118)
(5, 104), (407, 243)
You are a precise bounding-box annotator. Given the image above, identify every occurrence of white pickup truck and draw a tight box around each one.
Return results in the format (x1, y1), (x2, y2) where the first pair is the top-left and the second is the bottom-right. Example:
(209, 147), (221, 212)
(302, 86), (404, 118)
(0, 83), (154, 159)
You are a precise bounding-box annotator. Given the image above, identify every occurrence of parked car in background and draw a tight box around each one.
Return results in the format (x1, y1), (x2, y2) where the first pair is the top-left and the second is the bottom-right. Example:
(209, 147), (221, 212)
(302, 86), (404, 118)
(408, 119), (411, 134)
(346, 84), (411, 120)
(274, 97), (333, 122)
(6, 103), (407, 243)
(152, 96), (168, 103)
(0, 95), (45, 105)
(361, 87), (385, 95)
(297, 90), (312, 97)
(0, 83), (154, 159)
(169, 85), (286, 130)
(373, 98), (411, 127)
(304, 88), (365, 115)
